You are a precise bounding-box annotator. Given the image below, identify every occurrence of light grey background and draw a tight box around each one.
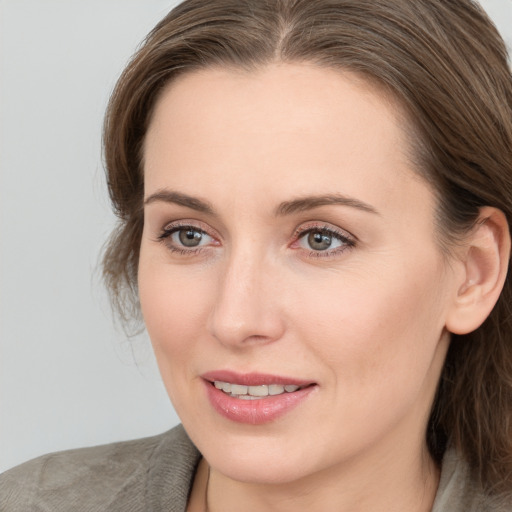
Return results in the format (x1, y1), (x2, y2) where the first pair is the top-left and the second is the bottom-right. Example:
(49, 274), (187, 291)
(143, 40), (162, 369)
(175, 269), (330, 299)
(1, 0), (511, 473)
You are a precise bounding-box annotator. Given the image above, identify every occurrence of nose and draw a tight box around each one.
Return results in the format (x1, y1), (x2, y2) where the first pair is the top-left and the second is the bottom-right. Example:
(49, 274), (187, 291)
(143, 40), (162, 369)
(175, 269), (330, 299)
(207, 249), (286, 348)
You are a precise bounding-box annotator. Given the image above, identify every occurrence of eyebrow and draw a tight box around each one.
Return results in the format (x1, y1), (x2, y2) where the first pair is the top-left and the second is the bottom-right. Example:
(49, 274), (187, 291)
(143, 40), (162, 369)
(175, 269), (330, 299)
(275, 194), (379, 216)
(144, 190), (215, 215)
(144, 189), (379, 217)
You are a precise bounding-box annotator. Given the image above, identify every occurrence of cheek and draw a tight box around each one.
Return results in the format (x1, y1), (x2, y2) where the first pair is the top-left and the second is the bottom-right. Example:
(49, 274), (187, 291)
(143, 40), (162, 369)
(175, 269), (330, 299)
(296, 255), (448, 399)
(288, 264), (449, 456)
(138, 255), (219, 424)
(138, 253), (214, 369)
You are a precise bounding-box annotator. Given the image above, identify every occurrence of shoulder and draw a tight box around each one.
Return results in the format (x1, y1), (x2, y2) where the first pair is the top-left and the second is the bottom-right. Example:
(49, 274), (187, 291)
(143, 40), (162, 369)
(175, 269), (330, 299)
(0, 424), (201, 512)
(433, 448), (512, 512)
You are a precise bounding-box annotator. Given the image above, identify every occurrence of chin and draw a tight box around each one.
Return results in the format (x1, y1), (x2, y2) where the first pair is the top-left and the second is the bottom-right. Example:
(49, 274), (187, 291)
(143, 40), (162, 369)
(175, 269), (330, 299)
(210, 451), (315, 485)
(182, 419), (324, 485)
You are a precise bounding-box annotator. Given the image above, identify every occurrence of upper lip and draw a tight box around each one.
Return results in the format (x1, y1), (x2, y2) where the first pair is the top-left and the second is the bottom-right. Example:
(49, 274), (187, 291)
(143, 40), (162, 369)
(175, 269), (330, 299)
(201, 370), (315, 387)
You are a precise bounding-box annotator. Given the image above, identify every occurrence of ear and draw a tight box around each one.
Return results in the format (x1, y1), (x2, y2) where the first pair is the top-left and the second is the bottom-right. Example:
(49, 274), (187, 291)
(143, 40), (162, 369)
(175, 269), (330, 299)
(446, 207), (511, 335)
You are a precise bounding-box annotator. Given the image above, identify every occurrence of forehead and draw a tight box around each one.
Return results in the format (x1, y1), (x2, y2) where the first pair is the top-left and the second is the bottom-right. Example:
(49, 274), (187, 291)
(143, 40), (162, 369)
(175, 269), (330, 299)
(143, 62), (429, 218)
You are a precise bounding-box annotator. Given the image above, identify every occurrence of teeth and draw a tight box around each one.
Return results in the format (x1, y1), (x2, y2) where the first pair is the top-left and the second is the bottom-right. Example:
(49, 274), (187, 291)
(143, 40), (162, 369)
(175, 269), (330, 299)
(248, 385), (268, 397)
(213, 381), (304, 398)
(268, 384), (285, 395)
(231, 384), (248, 395)
(221, 382), (231, 393)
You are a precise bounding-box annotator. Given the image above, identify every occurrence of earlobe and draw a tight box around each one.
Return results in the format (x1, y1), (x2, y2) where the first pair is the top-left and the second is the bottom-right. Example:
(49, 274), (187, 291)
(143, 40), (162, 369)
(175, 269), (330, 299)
(446, 207), (511, 335)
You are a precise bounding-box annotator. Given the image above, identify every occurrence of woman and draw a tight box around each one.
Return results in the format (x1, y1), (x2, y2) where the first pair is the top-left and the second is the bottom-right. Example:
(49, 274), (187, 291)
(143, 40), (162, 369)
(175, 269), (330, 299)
(2, 0), (511, 510)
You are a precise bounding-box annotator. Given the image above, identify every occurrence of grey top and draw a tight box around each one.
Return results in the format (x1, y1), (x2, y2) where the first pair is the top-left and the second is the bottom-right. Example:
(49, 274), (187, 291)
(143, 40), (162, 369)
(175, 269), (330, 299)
(0, 425), (201, 512)
(1, 424), (510, 511)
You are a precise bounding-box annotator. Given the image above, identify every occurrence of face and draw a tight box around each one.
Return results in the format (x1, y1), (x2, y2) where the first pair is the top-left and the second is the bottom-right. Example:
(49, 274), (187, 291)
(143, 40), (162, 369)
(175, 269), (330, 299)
(139, 63), (457, 485)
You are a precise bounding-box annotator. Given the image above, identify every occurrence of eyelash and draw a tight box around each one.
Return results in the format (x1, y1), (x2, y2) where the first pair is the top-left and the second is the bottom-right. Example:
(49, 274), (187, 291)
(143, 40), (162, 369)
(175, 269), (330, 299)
(156, 222), (356, 258)
(291, 223), (356, 258)
(157, 222), (215, 256)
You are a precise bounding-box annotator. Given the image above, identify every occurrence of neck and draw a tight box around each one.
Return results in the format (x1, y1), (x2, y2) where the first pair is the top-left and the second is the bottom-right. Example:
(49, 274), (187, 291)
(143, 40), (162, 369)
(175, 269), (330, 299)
(204, 442), (439, 512)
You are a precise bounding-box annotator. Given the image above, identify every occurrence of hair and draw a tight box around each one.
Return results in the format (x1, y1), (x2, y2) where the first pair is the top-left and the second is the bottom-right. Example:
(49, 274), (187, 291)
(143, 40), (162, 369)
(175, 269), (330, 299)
(102, 0), (512, 496)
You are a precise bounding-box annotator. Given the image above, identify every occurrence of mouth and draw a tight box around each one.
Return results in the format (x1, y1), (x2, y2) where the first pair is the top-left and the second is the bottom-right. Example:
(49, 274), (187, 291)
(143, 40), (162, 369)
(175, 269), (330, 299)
(212, 381), (310, 400)
(201, 371), (317, 424)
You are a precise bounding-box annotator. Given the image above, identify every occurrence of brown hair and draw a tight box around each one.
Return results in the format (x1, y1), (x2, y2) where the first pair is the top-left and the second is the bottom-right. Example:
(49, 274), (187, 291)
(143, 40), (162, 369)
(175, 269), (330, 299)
(102, 0), (512, 495)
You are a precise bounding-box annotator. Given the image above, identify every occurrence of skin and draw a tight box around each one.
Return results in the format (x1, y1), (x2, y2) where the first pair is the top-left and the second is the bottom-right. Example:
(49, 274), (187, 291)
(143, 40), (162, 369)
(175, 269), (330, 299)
(139, 63), (464, 512)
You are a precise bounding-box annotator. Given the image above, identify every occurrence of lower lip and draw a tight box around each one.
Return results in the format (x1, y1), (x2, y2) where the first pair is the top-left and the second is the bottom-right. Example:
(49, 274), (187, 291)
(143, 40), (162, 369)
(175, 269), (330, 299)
(204, 381), (316, 425)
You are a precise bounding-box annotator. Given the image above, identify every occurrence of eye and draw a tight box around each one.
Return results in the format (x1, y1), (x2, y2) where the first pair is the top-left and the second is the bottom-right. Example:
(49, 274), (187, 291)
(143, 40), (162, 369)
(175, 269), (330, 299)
(303, 231), (340, 251)
(293, 224), (356, 256)
(158, 223), (217, 253)
(175, 227), (208, 247)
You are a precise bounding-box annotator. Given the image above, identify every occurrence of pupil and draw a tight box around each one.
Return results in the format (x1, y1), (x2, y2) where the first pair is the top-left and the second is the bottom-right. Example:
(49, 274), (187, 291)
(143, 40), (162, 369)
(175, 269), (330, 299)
(308, 231), (332, 251)
(179, 229), (202, 247)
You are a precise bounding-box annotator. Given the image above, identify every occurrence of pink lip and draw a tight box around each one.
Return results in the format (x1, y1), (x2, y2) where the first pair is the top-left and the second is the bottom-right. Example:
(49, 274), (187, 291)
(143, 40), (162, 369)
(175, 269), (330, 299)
(201, 370), (313, 387)
(201, 371), (317, 425)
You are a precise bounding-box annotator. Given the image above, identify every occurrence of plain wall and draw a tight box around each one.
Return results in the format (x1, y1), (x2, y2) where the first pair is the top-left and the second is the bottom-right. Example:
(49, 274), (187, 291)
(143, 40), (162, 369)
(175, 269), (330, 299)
(0, 0), (183, 473)
(1, 0), (511, 473)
